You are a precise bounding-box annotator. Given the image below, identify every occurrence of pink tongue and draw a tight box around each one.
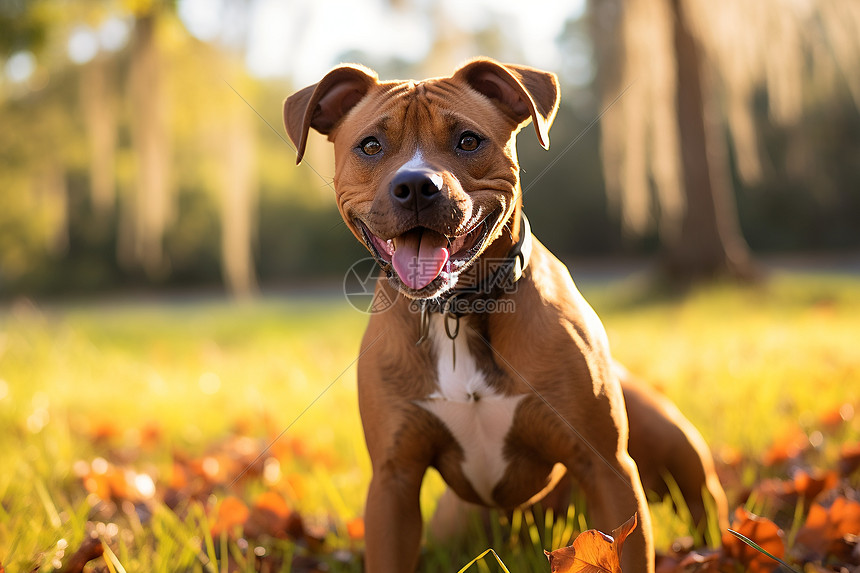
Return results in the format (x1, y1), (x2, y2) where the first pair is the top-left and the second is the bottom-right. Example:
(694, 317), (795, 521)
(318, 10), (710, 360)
(392, 229), (450, 290)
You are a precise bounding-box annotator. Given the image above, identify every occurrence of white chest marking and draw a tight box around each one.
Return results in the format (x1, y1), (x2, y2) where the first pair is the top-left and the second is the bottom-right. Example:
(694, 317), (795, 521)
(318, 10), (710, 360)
(416, 316), (524, 505)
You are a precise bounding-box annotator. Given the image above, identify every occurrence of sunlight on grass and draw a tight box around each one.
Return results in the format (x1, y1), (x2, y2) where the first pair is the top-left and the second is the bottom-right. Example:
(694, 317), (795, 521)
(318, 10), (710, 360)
(589, 273), (860, 453)
(1, 272), (859, 570)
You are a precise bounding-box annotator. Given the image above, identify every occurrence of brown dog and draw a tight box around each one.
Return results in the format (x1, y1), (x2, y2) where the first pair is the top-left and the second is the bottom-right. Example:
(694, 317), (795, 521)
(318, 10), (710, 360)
(284, 58), (726, 573)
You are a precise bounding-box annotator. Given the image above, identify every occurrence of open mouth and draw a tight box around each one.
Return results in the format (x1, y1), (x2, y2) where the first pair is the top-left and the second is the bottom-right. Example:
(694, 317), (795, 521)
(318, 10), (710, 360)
(357, 210), (498, 292)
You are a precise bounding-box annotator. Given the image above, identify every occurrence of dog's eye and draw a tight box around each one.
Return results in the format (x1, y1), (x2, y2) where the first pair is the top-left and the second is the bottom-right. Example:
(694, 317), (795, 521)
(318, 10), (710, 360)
(359, 137), (382, 156)
(457, 132), (481, 152)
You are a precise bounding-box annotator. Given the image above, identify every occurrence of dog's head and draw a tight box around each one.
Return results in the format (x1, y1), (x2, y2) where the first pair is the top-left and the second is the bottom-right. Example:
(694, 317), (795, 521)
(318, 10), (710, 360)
(284, 58), (559, 299)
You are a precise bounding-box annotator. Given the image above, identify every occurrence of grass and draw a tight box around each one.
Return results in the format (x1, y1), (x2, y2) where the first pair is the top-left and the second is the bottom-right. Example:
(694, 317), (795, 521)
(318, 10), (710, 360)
(1, 270), (859, 571)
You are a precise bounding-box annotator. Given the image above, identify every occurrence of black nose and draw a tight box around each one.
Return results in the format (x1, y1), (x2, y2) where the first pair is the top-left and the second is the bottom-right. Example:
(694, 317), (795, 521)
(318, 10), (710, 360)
(389, 169), (443, 211)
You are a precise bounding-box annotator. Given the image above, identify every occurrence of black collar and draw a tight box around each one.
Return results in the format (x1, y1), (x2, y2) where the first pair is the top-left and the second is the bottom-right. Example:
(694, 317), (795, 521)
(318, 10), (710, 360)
(415, 213), (532, 346)
(435, 212), (532, 313)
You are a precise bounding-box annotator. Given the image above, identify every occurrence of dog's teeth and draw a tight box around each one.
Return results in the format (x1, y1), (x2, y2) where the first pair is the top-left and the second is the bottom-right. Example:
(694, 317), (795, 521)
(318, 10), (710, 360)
(386, 239), (394, 254)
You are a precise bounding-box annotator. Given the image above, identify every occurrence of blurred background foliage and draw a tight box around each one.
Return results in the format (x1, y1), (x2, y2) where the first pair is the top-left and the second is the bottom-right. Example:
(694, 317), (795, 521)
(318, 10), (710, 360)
(1, 0), (859, 298)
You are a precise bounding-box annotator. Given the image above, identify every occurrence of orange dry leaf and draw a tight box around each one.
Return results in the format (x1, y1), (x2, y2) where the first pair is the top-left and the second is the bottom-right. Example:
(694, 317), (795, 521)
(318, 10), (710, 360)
(544, 513), (638, 573)
(722, 508), (785, 573)
(255, 491), (290, 518)
(803, 564), (836, 573)
(210, 496), (250, 538)
(245, 491), (292, 538)
(762, 426), (810, 466)
(749, 470), (837, 521)
(838, 443), (860, 477)
(169, 460), (189, 490)
(139, 422), (162, 449)
(818, 403), (855, 432)
(796, 496), (860, 561)
(793, 470), (838, 503)
(346, 517), (365, 540)
(82, 461), (131, 502)
(89, 420), (121, 443)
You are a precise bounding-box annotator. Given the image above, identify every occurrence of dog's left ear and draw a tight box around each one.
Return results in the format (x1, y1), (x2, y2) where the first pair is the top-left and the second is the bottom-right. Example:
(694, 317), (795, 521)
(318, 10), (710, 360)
(283, 64), (378, 164)
(453, 58), (560, 149)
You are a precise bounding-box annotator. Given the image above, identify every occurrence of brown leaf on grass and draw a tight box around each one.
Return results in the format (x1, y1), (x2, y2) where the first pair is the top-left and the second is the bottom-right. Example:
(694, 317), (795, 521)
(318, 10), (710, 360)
(81, 460), (132, 502)
(210, 496), (250, 538)
(722, 508), (786, 573)
(89, 420), (122, 443)
(245, 491), (295, 539)
(56, 535), (104, 573)
(677, 550), (729, 572)
(817, 403), (854, 433)
(285, 511), (307, 541)
(838, 443), (860, 477)
(544, 513), (638, 572)
(762, 426), (810, 467)
(750, 470), (840, 523)
(656, 545), (735, 572)
(793, 470), (839, 503)
(346, 517), (365, 540)
(802, 564), (838, 573)
(654, 551), (684, 573)
(796, 495), (860, 562)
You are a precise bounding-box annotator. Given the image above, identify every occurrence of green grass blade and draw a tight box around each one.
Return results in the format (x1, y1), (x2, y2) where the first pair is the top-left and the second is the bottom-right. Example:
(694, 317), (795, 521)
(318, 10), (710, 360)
(101, 538), (128, 573)
(33, 479), (61, 529)
(726, 529), (801, 573)
(456, 548), (512, 573)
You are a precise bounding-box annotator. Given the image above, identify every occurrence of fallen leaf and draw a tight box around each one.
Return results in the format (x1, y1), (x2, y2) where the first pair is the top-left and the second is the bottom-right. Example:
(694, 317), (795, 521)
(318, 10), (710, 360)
(762, 427), (810, 467)
(793, 470), (839, 504)
(346, 517), (365, 540)
(722, 508), (786, 573)
(677, 550), (727, 572)
(139, 422), (162, 450)
(801, 564), (835, 572)
(796, 496), (860, 562)
(89, 420), (121, 443)
(245, 491), (292, 538)
(286, 510), (307, 540)
(838, 443), (860, 477)
(544, 513), (638, 573)
(750, 470), (839, 525)
(210, 496), (250, 538)
(57, 534), (103, 573)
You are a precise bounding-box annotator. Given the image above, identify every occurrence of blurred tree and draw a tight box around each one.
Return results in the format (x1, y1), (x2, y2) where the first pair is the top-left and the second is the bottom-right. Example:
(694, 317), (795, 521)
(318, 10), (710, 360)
(81, 54), (118, 216)
(0, 0), (267, 297)
(2, 0), (859, 297)
(591, 0), (860, 284)
(121, 4), (172, 279)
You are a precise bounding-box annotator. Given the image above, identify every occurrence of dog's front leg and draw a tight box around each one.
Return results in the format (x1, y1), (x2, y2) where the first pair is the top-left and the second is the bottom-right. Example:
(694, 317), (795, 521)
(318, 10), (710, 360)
(584, 450), (655, 573)
(364, 463), (425, 573)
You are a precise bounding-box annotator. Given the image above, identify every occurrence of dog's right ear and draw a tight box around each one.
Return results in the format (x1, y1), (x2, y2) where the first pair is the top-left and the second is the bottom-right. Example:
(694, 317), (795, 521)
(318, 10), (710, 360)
(283, 65), (378, 164)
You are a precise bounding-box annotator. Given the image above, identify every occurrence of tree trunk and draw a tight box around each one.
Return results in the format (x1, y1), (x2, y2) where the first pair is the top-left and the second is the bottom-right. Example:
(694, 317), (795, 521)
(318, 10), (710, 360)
(220, 106), (258, 299)
(121, 13), (172, 278)
(82, 56), (117, 216)
(662, 0), (758, 284)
